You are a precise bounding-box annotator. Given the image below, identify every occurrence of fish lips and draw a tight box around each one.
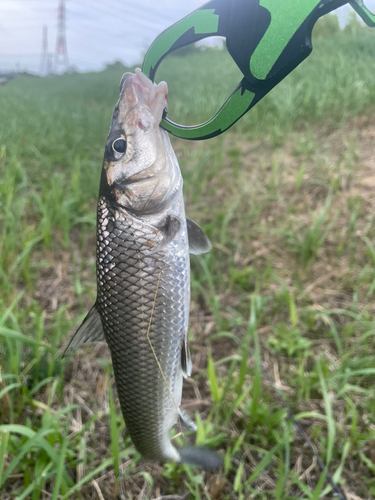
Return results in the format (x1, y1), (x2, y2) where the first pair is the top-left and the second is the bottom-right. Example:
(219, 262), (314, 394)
(119, 69), (168, 128)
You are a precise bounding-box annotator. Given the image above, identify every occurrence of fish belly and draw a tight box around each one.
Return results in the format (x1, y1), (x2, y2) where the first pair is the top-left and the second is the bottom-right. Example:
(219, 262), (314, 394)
(96, 196), (189, 461)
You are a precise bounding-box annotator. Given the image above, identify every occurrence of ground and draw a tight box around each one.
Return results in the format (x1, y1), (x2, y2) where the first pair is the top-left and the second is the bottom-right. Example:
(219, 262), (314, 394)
(4, 118), (374, 499)
(2, 28), (375, 498)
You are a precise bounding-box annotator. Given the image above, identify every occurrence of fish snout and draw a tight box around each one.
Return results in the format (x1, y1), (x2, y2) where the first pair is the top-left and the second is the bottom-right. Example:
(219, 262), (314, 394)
(120, 69), (168, 128)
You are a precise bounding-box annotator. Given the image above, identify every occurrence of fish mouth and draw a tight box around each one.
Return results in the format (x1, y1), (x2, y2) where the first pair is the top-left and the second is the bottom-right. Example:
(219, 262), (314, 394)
(120, 69), (168, 127)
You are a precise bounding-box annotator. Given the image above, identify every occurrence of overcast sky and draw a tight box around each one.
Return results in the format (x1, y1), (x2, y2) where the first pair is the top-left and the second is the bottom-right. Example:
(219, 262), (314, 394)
(0, 0), (370, 74)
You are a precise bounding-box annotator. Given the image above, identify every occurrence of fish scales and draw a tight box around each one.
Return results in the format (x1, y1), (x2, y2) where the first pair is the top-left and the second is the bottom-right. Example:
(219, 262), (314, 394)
(65, 69), (220, 467)
(97, 196), (189, 461)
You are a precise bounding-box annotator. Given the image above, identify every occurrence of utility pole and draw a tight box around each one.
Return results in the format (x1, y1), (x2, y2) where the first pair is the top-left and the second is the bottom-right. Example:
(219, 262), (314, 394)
(40, 25), (49, 76)
(47, 54), (54, 76)
(53, 0), (69, 74)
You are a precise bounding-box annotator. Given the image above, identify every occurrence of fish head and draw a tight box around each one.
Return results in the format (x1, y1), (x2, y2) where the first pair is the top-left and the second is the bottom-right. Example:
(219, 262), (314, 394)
(101, 68), (181, 215)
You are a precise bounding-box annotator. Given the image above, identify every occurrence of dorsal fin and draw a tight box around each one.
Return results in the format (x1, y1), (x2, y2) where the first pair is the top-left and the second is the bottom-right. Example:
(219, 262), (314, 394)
(63, 304), (105, 357)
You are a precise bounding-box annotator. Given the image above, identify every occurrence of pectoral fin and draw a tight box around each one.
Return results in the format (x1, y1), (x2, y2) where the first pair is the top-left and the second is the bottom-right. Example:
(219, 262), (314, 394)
(149, 215), (181, 254)
(181, 336), (192, 378)
(187, 217), (212, 255)
(63, 304), (105, 357)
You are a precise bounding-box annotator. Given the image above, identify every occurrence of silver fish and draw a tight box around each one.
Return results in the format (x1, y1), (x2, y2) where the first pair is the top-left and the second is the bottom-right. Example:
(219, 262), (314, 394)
(65, 69), (221, 467)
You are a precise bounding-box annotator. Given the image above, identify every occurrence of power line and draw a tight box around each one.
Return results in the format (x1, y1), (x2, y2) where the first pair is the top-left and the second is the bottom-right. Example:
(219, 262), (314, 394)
(75, 0), (179, 26)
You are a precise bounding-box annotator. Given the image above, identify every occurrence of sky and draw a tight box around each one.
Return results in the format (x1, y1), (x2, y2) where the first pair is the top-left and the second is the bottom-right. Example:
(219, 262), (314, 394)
(0, 0), (373, 75)
(0, 0), (209, 73)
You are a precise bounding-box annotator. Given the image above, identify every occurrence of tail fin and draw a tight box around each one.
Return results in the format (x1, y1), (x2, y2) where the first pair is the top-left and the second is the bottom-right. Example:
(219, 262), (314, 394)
(179, 446), (223, 469)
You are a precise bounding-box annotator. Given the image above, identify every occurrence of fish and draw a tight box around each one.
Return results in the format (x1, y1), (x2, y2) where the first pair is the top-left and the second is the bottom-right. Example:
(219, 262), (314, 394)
(64, 68), (221, 468)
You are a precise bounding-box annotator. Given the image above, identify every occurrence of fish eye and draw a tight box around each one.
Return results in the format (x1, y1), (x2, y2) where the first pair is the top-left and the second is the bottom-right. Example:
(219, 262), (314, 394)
(112, 137), (126, 156)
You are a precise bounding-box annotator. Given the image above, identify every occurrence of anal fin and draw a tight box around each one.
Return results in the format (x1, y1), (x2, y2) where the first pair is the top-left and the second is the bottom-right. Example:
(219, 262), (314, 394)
(63, 304), (105, 357)
(181, 337), (192, 378)
(179, 410), (197, 431)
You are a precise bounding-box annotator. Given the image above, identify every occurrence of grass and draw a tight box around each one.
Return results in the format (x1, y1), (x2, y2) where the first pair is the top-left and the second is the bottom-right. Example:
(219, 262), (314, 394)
(1, 22), (375, 499)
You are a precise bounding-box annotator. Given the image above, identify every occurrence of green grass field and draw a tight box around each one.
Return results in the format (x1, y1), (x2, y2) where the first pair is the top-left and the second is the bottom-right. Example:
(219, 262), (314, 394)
(1, 21), (375, 499)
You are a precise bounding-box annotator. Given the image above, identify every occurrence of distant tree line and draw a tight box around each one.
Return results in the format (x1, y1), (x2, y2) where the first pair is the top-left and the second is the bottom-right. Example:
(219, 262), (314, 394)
(313, 11), (366, 38)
